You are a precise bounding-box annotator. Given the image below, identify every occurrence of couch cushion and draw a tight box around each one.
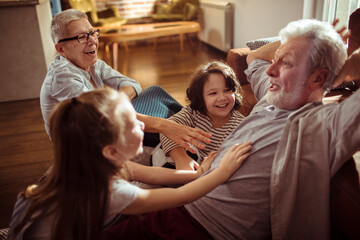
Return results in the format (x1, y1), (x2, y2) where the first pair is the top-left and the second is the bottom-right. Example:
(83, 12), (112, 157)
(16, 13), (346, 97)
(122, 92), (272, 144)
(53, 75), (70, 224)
(226, 48), (257, 116)
(226, 48), (251, 85)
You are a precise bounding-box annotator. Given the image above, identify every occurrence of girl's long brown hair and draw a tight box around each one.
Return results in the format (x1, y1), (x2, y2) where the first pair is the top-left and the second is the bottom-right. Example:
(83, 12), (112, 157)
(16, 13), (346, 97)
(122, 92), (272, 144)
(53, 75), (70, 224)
(14, 89), (126, 239)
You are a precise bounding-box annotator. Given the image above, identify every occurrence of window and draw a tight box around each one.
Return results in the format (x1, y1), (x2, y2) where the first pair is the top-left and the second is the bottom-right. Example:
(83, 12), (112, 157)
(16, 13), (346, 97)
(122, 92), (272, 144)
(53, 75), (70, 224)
(324, 0), (360, 27)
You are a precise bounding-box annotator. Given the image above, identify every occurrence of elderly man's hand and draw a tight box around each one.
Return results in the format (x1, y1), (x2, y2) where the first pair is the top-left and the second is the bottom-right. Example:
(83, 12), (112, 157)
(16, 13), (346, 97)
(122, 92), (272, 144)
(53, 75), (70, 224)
(334, 48), (360, 86)
(161, 120), (211, 154)
(332, 18), (350, 44)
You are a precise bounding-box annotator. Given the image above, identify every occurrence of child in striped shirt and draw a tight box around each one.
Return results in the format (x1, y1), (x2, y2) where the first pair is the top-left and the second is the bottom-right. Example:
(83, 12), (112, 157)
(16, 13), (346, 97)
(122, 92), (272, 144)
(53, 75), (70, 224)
(156, 60), (244, 170)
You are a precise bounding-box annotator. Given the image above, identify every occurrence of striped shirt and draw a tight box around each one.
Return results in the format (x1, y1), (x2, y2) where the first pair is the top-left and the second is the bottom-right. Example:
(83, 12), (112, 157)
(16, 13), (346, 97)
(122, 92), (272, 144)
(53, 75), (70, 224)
(160, 106), (244, 162)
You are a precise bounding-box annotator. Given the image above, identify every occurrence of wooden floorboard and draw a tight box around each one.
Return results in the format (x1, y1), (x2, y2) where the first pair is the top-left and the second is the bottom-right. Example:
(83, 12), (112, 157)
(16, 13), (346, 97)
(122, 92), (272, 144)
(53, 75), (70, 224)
(0, 39), (226, 228)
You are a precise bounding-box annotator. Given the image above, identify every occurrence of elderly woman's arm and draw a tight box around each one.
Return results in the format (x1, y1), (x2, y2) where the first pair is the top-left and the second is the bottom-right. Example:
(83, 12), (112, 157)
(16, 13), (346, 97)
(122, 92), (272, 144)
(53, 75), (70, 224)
(98, 59), (142, 98)
(136, 113), (211, 153)
(119, 86), (138, 100)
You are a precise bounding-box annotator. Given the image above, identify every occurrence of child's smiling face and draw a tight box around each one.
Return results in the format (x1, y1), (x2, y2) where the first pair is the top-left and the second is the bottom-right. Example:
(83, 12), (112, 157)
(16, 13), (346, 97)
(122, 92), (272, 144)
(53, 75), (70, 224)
(121, 104), (145, 159)
(202, 73), (235, 126)
(108, 94), (145, 167)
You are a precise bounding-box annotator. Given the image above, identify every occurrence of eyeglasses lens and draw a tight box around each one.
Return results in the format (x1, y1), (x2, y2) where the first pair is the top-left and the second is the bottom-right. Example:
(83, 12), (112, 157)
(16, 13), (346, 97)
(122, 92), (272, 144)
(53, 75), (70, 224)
(77, 30), (100, 44)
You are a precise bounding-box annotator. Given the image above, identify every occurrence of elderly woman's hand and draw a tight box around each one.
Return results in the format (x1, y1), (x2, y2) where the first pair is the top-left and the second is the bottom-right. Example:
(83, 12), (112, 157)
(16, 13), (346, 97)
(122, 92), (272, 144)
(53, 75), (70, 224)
(136, 113), (212, 153)
(161, 120), (212, 153)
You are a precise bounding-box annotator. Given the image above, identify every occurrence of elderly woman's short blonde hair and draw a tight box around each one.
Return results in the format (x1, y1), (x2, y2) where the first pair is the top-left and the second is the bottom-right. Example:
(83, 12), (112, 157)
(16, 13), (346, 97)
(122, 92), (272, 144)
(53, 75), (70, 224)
(51, 9), (88, 44)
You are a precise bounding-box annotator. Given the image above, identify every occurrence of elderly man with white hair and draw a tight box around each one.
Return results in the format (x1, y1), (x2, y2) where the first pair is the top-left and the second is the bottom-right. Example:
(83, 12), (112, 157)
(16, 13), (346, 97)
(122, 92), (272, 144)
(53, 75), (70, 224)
(104, 18), (360, 240)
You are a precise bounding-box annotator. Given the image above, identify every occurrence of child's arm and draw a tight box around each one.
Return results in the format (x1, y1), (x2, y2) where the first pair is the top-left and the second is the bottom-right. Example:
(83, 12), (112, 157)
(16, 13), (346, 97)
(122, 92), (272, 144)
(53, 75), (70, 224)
(121, 142), (251, 214)
(125, 152), (216, 186)
(169, 147), (200, 171)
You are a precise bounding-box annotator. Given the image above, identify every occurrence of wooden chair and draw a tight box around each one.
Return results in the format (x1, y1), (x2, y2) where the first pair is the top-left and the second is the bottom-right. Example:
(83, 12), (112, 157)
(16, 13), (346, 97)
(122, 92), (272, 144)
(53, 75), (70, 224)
(66, 0), (126, 28)
(152, 0), (199, 22)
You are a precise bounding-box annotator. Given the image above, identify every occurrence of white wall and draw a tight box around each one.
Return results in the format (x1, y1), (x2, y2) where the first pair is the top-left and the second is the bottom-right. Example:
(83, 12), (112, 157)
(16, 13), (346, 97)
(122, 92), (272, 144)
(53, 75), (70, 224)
(225, 0), (305, 48)
(0, 0), (54, 102)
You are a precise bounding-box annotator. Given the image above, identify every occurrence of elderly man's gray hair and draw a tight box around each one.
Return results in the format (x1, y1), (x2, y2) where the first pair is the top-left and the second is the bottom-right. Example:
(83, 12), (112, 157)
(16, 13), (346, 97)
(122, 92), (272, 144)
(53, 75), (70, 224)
(279, 19), (347, 90)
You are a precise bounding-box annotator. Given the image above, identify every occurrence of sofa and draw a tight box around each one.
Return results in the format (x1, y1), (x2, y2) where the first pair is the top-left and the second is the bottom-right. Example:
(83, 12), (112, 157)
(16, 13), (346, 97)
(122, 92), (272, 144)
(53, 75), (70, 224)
(227, 46), (360, 240)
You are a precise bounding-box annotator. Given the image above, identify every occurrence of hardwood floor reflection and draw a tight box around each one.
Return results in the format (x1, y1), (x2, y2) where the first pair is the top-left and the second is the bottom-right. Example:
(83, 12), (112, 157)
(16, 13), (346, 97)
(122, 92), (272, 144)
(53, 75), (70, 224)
(0, 39), (226, 228)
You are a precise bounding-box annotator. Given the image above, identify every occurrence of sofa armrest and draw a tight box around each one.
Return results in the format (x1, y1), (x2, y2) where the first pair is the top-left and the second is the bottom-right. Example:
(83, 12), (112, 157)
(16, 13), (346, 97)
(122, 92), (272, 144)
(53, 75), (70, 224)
(331, 158), (360, 239)
(227, 47), (257, 116)
(227, 47), (251, 86)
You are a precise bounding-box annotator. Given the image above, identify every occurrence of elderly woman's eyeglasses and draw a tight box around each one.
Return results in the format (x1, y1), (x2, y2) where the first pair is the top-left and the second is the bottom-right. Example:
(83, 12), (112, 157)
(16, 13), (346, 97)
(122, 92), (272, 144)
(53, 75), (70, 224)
(58, 29), (100, 44)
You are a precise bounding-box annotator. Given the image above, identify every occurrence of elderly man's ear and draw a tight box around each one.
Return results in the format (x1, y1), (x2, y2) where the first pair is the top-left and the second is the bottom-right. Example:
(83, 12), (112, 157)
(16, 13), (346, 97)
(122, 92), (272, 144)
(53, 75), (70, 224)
(309, 68), (329, 90)
(55, 43), (66, 57)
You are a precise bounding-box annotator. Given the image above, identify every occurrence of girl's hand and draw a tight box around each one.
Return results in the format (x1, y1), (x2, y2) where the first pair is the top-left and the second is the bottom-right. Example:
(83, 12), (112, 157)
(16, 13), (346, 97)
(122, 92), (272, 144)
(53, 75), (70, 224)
(122, 143), (251, 214)
(218, 142), (252, 178)
(196, 151), (217, 176)
(176, 159), (199, 171)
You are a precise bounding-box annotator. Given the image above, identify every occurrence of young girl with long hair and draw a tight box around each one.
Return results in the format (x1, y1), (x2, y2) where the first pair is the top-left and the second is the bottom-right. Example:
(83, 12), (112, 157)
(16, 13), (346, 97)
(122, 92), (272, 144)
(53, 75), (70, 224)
(8, 88), (251, 239)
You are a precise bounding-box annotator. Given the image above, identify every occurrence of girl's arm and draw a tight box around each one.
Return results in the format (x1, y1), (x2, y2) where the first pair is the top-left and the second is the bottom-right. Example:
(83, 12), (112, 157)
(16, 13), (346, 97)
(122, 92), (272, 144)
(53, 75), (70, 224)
(125, 152), (216, 186)
(169, 147), (200, 171)
(121, 142), (251, 214)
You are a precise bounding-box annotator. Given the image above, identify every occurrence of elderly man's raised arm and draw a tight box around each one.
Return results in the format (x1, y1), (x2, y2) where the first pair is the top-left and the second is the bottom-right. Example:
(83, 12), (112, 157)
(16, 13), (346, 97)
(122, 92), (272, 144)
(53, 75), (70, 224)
(246, 40), (281, 66)
(333, 48), (360, 86)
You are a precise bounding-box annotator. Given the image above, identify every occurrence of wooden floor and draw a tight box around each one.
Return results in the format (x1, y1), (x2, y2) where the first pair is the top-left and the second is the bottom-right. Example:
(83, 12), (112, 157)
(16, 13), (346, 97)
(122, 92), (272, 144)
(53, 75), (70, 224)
(0, 38), (226, 228)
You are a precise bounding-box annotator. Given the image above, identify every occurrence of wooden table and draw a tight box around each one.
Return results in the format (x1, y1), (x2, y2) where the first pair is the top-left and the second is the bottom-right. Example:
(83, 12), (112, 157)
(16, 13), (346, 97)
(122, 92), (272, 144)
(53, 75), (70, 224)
(98, 21), (200, 70)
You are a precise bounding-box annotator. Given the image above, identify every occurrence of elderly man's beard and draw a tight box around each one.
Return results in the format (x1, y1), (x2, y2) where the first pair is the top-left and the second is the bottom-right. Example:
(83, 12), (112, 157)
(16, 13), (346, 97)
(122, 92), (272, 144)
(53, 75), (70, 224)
(266, 82), (307, 109)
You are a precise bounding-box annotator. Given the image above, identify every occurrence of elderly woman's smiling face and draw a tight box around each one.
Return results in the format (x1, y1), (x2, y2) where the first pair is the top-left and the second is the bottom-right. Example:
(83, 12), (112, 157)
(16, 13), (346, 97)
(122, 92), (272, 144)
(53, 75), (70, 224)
(56, 18), (98, 71)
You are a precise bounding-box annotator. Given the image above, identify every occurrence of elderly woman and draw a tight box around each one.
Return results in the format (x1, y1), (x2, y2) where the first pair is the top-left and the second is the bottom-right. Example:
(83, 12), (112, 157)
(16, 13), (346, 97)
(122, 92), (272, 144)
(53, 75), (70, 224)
(40, 9), (211, 151)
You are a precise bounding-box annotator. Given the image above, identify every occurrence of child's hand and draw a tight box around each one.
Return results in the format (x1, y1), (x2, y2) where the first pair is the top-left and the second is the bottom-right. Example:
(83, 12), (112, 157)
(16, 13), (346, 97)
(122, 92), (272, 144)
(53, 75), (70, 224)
(196, 151), (217, 176)
(218, 142), (252, 178)
(176, 160), (199, 171)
